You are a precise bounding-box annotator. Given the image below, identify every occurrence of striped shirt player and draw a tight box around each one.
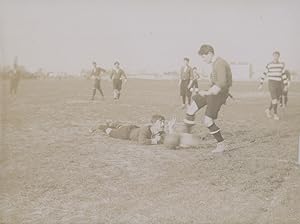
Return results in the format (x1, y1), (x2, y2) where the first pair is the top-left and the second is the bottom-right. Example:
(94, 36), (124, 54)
(110, 61), (127, 100)
(259, 51), (288, 120)
(183, 44), (232, 153)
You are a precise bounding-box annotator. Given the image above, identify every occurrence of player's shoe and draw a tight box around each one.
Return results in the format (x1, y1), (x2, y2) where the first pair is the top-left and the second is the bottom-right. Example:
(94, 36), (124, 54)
(265, 109), (272, 118)
(211, 141), (226, 153)
(273, 114), (280, 120)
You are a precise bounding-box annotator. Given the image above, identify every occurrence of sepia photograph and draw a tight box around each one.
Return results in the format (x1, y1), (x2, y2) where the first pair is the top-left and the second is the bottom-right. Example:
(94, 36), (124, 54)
(1, 0), (300, 223)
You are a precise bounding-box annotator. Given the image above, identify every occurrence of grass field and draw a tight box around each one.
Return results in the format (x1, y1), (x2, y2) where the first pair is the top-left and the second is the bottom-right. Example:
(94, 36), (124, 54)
(1, 78), (300, 224)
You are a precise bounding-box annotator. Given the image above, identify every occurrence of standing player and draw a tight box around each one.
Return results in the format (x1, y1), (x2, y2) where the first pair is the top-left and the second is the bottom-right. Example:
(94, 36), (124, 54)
(90, 61), (106, 100)
(259, 51), (288, 120)
(9, 63), (21, 96)
(183, 44), (232, 153)
(110, 61), (127, 100)
(279, 69), (291, 108)
(188, 66), (200, 95)
(179, 57), (193, 108)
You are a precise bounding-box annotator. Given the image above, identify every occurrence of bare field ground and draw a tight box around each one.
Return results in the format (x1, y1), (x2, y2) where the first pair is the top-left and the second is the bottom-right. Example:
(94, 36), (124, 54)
(1, 79), (300, 224)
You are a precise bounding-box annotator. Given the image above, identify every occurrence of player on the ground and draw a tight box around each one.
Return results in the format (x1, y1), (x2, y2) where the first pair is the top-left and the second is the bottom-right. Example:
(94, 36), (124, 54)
(90, 61), (106, 100)
(259, 51), (288, 120)
(110, 61), (127, 100)
(182, 44), (232, 153)
(90, 115), (176, 145)
(9, 63), (21, 96)
(179, 57), (193, 108)
(279, 69), (291, 108)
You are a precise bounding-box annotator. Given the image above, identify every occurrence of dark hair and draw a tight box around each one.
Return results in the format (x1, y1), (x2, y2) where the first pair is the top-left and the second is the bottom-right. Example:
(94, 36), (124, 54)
(192, 66), (197, 70)
(273, 51), (280, 56)
(184, 57), (189, 62)
(151, 114), (165, 123)
(198, 44), (214, 55)
(114, 61), (120, 65)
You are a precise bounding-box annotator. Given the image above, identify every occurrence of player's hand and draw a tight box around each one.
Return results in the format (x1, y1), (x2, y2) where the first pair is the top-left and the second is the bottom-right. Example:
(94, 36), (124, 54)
(258, 85), (263, 90)
(124, 79), (128, 83)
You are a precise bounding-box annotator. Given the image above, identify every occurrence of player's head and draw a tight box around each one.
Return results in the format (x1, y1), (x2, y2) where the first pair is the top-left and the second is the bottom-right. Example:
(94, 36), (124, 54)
(114, 61), (120, 69)
(198, 44), (215, 64)
(192, 66), (197, 71)
(150, 114), (165, 134)
(184, 57), (189, 65)
(272, 51), (280, 62)
(92, 61), (97, 67)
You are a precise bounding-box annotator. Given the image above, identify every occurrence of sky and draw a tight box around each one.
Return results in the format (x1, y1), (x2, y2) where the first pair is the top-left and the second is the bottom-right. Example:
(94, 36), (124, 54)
(0, 0), (299, 74)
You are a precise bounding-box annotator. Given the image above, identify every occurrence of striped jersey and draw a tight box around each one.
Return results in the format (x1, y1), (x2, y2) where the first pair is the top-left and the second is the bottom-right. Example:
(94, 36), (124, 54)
(260, 61), (288, 85)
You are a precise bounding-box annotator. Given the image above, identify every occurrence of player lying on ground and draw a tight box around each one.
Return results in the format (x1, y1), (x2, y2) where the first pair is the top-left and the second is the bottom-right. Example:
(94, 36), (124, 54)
(89, 115), (176, 145)
(183, 44), (232, 153)
(259, 51), (288, 120)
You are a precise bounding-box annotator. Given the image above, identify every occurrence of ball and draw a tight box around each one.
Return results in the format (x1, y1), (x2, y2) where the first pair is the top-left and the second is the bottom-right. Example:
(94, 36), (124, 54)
(163, 133), (180, 149)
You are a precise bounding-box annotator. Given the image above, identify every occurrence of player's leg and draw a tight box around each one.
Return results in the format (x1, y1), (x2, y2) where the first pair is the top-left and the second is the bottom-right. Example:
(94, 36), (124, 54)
(180, 81), (186, 107)
(96, 80), (104, 97)
(272, 81), (282, 120)
(91, 80), (98, 100)
(117, 81), (122, 99)
(205, 93), (228, 153)
(266, 80), (278, 118)
(282, 89), (288, 107)
(183, 94), (207, 133)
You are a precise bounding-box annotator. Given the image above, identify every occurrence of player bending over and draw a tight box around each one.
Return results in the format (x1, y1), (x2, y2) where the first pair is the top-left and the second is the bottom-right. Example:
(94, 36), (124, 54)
(259, 51), (288, 120)
(183, 44), (232, 153)
(90, 115), (176, 145)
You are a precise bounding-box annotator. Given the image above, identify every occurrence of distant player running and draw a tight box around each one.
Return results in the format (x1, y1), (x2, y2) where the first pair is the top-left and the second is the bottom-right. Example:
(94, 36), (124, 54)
(183, 44), (232, 153)
(90, 61), (106, 100)
(259, 51), (288, 120)
(9, 63), (21, 96)
(179, 57), (193, 108)
(110, 61), (127, 100)
(90, 115), (176, 145)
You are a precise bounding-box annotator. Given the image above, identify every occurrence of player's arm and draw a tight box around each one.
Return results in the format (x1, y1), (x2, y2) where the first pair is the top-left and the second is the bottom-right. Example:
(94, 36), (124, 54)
(110, 70), (114, 80)
(121, 70), (128, 81)
(281, 63), (288, 90)
(259, 65), (269, 89)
